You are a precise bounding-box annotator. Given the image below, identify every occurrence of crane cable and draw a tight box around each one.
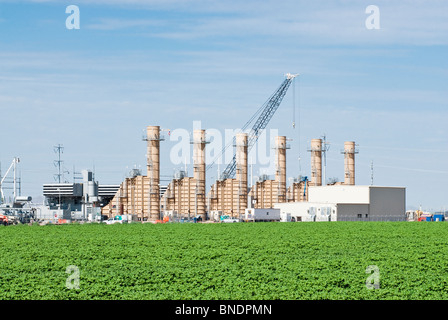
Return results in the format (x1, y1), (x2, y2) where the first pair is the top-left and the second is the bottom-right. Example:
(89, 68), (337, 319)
(291, 76), (302, 174)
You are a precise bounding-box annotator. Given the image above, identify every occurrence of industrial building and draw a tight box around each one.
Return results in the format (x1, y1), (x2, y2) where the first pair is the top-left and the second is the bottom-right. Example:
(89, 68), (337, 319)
(102, 126), (165, 221)
(99, 74), (406, 223)
(275, 185), (406, 221)
(248, 136), (289, 210)
(208, 132), (249, 218)
(100, 123), (406, 223)
(41, 169), (119, 222)
(161, 129), (208, 220)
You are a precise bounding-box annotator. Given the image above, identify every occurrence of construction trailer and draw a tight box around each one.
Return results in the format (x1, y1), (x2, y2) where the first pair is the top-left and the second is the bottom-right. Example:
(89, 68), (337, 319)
(244, 208), (281, 222)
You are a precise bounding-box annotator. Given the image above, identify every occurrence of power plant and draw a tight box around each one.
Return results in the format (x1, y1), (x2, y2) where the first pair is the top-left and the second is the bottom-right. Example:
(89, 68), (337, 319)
(98, 74), (406, 222)
(1, 73), (409, 224)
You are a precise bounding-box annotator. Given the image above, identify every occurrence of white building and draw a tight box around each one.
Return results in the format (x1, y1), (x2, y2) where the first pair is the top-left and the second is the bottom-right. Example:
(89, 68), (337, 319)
(275, 185), (406, 222)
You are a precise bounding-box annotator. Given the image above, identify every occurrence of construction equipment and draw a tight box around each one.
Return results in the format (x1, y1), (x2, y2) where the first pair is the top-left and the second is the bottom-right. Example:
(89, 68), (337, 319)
(0, 157), (20, 204)
(0, 214), (18, 226)
(301, 176), (309, 199)
(207, 73), (299, 180)
(0, 214), (8, 226)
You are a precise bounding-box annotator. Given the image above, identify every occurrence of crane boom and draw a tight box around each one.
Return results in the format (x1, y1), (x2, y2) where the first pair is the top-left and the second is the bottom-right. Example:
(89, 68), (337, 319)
(0, 157), (20, 204)
(219, 73), (298, 180)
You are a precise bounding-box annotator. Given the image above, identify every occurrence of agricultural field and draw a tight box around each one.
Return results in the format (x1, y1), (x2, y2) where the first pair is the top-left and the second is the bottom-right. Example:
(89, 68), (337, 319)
(0, 221), (448, 300)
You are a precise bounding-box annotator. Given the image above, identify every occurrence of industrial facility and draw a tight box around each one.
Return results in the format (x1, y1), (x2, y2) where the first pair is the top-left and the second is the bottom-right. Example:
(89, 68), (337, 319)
(98, 74), (408, 223)
(40, 169), (119, 222)
(0, 74), (413, 225)
(275, 185), (406, 222)
(100, 125), (406, 222)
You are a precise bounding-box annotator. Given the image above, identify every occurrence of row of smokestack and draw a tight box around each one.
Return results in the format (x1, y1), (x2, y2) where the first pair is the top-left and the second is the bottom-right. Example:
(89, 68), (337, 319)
(146, 125), (356, 219)
(310, 139), (357, 186)
(146, 126), (209, 221)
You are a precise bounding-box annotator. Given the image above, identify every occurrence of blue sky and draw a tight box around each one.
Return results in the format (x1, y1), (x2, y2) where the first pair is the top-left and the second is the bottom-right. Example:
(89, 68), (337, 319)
(0, 0), (447, 211)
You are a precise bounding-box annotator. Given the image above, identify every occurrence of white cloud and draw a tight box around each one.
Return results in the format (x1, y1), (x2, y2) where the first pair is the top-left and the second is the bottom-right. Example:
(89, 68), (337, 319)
(86, 18), (164, 30)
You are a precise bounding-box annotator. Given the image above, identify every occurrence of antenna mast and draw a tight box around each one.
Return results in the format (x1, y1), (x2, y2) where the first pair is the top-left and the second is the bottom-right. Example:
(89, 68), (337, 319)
(321, 134), (330, 185)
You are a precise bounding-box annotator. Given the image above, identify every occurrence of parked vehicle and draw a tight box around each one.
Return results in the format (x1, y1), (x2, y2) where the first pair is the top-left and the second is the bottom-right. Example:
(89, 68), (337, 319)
(104, 214), (133, 224)
(220, 215), (239, 223)
(0, 214), (18, 226)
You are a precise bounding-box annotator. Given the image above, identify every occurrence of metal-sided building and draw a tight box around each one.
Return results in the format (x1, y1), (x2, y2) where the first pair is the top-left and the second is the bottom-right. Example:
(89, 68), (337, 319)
(275, 185), (406, 222)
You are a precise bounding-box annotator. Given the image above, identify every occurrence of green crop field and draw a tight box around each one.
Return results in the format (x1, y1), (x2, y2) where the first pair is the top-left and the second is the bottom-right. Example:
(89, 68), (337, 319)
(0, 221), (447, 300)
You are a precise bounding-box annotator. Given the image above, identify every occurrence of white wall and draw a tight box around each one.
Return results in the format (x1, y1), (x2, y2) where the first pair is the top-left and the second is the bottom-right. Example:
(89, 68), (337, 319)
(309, 185), (370, 204)
(274, 202), (337, 222)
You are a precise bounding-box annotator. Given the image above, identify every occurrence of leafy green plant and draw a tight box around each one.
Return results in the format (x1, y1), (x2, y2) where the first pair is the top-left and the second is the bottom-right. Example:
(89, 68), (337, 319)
(0, 222), (447, 300)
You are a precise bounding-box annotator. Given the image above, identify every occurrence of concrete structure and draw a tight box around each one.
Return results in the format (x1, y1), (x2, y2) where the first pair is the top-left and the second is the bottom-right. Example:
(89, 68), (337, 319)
(275, 136), (287, 203)
(286, 179), (308, 202)
(342, 141), (358, 185)
(102, 125), (165, 221)
(208, 133), (248, 218)
(285, 137), (323, 203)
(193, 129), (207, 221)
(236, 133), (248, 214)
(146, 125), (162, 221)
(249, 136), (289, 209)
(102, 175), (149, 221)
(309, 139), (322, 186)
(275, 185), (406, 221)
(161, 129), (208, 220)
(162, 176), (200, 219)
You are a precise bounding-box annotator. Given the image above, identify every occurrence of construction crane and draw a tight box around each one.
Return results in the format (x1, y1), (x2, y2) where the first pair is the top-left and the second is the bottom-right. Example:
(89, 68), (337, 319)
(208, 73), (299, 180)
(0, 157), (20, 204)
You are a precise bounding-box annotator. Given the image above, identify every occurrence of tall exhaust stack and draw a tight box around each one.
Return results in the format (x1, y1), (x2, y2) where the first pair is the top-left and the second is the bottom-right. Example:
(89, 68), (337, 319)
(146, 126), (161, 221)
(275, 136), (288, 203)
(309, 139), (322, 186)
(342, 141), (358, 185)
(193, 129), (206, 221)
(236, 132), (248, 216)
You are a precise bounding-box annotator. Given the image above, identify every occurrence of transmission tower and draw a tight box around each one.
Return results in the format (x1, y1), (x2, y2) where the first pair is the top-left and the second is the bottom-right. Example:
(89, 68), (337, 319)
(54, 144), (69, 183)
